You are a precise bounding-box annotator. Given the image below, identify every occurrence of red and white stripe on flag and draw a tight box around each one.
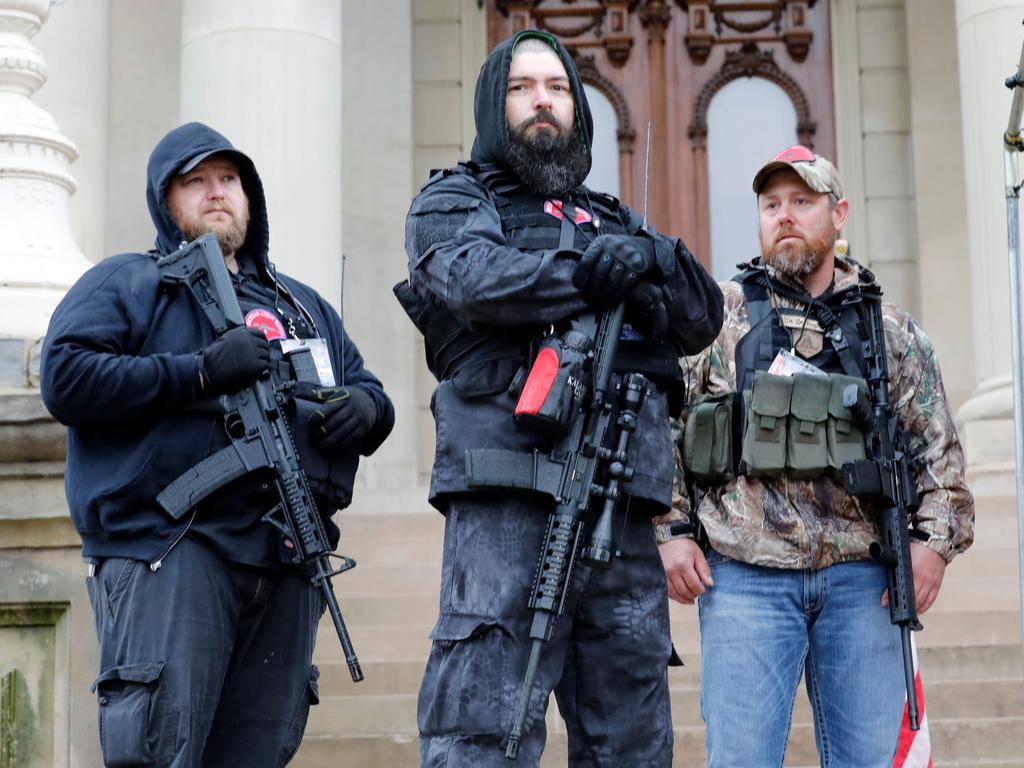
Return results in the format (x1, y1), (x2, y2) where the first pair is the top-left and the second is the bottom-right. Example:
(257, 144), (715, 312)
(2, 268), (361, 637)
(894, 635), (932, 768)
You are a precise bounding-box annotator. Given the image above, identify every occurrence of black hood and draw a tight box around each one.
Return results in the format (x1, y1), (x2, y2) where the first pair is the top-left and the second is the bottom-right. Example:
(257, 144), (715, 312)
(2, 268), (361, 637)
(146, 122), (270, 267)
(470, 30), (593, 173)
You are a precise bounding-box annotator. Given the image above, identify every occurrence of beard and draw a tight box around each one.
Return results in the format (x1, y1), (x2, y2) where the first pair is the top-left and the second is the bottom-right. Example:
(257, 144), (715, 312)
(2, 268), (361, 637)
(506, 111), (591, 198)
(172, 203), (250, 257)
(759, 225), (835, 280)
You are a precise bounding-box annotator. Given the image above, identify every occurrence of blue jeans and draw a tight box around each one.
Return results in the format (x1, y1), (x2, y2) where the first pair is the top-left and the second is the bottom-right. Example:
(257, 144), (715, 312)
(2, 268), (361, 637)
(698, 552), (905, 767)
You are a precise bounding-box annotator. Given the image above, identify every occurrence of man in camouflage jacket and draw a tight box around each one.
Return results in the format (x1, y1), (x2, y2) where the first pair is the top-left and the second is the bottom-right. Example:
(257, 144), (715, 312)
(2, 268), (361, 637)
(657, 145), (974, 767)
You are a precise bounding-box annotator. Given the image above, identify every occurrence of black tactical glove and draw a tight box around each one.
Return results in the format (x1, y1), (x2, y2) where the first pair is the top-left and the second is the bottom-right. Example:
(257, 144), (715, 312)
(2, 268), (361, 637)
(198, 326), (271, 394)
(304, 385), (377, 453)
(625, 282), (669, 345)
(573, 235), (657, 308)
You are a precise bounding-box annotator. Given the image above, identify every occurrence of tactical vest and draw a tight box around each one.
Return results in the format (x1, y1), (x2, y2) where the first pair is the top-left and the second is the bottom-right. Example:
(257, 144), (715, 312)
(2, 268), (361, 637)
(683, 263), (878, 483)
(397, 163), (686, 407)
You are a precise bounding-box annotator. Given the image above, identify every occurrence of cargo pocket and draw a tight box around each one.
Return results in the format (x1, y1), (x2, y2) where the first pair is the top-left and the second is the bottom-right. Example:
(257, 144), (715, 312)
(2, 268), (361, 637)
(827, 374), (868, 477)
(92, 661), (165, 768)
(787, 373), (831, 478)
(277, 665), (320, 767)
(741, 372), (792, 476)
(418, 613), (509, 738)
(683, 391), (734, 482)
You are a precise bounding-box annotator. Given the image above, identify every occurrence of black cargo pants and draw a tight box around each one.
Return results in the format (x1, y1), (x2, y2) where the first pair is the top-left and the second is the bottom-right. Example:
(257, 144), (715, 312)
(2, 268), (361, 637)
(418, 492), (674, 768)
(86, 537), (322, 767)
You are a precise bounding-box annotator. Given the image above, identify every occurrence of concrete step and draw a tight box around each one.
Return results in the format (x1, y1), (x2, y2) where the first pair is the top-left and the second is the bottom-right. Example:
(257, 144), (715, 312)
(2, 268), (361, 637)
(339, 535), (447, 567)
(294, 715), (1024, 767)
(305, 676), (1024, 740)
(339, 511), (443, 540)
(315, 624), (434, 664)
(334, 563), (441, 597)
(321, 594), (439, 626)
(931, 576), (1020, 612)
(313, 608), (1023, 670)
(919, 644), (1024, 681)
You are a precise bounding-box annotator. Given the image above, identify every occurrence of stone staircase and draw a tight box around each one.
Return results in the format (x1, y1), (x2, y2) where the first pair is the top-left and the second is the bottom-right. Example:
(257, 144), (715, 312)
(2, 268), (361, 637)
(292, 490), (1024, 767)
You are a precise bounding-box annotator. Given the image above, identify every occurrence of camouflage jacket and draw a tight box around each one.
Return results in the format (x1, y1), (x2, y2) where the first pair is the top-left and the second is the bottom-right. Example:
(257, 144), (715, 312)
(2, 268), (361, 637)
(653, 257), (975, 569)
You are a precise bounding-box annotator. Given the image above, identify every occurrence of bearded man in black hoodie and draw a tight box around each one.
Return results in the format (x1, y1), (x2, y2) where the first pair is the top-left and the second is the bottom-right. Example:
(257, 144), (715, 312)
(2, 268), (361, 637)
(41, 122), (394, 766)
(401, 32), (723, 767)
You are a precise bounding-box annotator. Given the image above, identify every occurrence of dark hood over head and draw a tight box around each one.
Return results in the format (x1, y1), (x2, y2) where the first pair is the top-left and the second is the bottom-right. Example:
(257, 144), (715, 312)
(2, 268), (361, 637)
(470, 30), (593, 171)
(146, 122), (270, 265)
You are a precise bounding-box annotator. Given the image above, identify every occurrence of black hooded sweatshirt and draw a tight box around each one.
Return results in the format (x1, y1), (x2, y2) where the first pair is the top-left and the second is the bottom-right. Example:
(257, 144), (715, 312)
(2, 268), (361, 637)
(403, 31), (724, 509)
(41, 122), (393, 565)
(469, 30), (593, 170)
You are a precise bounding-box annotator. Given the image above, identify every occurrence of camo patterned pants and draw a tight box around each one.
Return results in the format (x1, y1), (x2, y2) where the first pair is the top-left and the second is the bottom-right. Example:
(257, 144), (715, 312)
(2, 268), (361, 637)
(418, 492), (674, 768)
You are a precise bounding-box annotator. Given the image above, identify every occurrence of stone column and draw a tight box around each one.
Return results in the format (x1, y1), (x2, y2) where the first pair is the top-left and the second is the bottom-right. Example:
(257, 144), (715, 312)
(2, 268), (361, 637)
(0, 3), (95, 766)
(179, 0), (342, 304)
(954, 0), (1024, 477)
(0, 0), (89, 380)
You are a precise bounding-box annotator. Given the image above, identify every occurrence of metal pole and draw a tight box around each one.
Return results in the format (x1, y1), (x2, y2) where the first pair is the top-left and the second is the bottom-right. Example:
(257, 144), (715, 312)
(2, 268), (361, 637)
(1002, 27), (1024, 676)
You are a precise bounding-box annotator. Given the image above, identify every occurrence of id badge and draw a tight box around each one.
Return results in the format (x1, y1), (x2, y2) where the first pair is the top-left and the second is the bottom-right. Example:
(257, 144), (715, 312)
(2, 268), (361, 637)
(766, 348), (827, 378)
(280, 338), (336, 386)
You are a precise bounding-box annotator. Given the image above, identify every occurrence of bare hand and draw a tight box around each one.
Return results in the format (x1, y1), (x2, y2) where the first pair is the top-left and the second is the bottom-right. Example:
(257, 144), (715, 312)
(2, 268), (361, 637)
(659, 537), (714, 605)
(881, 542), (946, 614)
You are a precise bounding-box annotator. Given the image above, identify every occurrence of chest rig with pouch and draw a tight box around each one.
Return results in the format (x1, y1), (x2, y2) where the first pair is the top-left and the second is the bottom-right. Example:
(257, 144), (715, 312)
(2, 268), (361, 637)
(395, 163), (686, 412)
(683, 263), (879, 483)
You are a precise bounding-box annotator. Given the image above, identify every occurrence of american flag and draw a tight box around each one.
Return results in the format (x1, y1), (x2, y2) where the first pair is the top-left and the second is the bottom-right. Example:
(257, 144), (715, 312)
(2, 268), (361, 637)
(894, 636), (932, 768)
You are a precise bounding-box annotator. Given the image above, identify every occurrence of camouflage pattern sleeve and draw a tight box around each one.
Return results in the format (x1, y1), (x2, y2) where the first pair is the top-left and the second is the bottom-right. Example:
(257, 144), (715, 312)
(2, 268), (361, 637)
(885, 304), (975, 563)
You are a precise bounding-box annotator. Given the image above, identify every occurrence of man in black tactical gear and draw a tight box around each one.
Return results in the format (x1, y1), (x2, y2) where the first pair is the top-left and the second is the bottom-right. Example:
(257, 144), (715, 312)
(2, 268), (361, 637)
(41, 122), (394, 767)
(400, 31), (724, 767)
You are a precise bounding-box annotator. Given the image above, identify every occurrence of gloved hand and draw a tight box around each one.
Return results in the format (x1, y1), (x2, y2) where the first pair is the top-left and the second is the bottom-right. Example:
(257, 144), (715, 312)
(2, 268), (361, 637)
(573, 235), (657, 308)
(625, 282), (669, 345)
(199, 326), (271, 394)
(303, 385), (377, 453)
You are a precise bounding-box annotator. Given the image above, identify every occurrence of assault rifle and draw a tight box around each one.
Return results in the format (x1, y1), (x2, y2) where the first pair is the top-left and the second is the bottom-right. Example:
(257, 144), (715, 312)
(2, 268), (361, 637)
(155, 233), (363, 683)
(841, 288), (922, 730)
(465, 303), (647, 758)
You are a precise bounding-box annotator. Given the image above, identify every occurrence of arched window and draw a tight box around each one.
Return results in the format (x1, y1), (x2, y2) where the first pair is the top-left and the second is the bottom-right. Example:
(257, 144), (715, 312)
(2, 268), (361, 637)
(583, 84), (620, 198)
(707, 78), (797, 280)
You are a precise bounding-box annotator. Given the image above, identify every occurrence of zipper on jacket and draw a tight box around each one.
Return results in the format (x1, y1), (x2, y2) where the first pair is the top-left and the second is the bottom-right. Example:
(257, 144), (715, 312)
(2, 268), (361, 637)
(149, 509), (198, 572)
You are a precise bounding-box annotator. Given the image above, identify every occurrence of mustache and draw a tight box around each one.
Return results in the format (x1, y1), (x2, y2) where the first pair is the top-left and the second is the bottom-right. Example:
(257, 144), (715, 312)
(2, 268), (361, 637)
(202, 202), (235, 215)
(519, 110), (567, 134)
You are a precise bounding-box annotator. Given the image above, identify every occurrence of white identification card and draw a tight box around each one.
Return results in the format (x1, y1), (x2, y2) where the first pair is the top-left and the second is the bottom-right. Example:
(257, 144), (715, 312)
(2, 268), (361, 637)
(280, 338), (336, 386)
(767, 348), (828, 378)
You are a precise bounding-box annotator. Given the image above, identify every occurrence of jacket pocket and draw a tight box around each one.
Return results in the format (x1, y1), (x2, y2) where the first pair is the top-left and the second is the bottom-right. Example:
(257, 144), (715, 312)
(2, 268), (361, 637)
(418, 613), (509, 738)
(408, 197), (483, 268)
(92, 661), (165, 767)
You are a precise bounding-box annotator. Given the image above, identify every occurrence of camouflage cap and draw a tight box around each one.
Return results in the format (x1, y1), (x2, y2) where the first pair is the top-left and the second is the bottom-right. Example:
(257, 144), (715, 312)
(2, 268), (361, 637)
(752, 144), (843, 199)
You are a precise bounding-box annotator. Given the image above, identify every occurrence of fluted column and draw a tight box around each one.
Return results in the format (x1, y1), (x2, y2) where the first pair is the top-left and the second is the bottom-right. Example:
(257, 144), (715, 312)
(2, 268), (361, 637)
(179, 0), (342, 304)
(954, 0), (1024, 472)
(0, 0), (88, 385)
